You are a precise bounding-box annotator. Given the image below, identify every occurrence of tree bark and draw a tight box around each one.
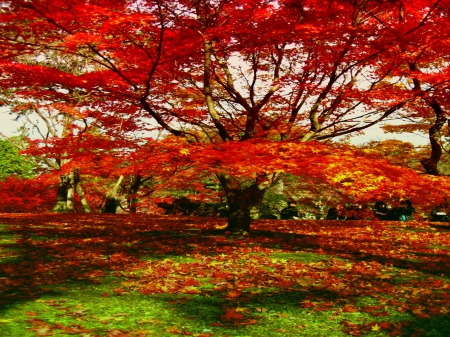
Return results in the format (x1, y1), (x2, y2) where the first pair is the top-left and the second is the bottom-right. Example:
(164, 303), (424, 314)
(408, 62), (447, 176)
(50, 174), (71, 212)
(51, 170), (92, 213)
(421, 99), (447, 175)
(127, 173), (142, 213)
(103, 175), (124, 213)
(66, 171), (75, 211)
(217, 173), (275, 232)
(75, 181), (92, 213)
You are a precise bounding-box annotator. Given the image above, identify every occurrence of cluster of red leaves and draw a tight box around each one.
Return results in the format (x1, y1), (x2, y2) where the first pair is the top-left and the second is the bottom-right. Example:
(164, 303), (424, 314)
(0, 177), (55, 213)
(6, 137), (450, 218)
(170, 139), (450, 205)
(1, 214), (449, 336)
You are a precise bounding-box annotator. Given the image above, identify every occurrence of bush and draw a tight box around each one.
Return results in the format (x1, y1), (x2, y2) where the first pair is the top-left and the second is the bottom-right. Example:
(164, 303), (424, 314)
(157, 197), (228, 217)
(0, 176), (54, 212)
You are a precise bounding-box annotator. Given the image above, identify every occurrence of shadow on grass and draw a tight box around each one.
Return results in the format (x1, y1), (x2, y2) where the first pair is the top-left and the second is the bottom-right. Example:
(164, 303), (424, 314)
(407, 316), (450, 337)
(0, 213), (450, 336)
(249, 221), (450, 277)
(154, 288), (450, 337)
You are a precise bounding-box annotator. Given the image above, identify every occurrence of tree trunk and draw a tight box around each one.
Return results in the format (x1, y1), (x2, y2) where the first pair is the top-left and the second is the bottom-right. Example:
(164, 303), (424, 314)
(217, 173), (275, 232)
(50, 174), (71, 212)
(103, 175), (124, 213)
(421, 99), (447, 175)
(51, 170), (92, 213)
(408, 62), (447, 176)
(75, 182), (92, 213)
(127, 173), (142, 213)
(66, 171), (75, 211)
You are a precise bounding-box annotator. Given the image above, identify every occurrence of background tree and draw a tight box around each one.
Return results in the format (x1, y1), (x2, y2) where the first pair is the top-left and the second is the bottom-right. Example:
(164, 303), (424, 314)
(0, 136), (53, 212)
(0, 136), (36, 180)
(364, 0), (450, 175)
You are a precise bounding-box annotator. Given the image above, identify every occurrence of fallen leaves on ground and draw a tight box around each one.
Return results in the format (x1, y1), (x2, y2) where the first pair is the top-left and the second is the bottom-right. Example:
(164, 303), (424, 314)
(0, 214), (450, 336)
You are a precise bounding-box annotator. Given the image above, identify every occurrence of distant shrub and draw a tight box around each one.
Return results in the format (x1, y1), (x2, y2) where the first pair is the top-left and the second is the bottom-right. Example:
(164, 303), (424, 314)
(0, 177), (54, 212)
(157, 197), (228, 217)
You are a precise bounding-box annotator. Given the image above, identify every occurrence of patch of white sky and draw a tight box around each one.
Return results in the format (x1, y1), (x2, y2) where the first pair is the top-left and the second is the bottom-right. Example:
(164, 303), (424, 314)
(225, 50), (430, 147)
(0, 57), (429, 147)
(0, 104), (430, 146)
(0, 58), (430, 146)
(0, 102), (161, 142)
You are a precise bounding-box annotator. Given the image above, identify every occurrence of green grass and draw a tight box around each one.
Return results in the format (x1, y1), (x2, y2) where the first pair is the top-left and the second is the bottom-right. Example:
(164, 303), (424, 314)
(1, 215), (450, 336)
(270, 251), (332, 263)
(0, 283), (355, 337)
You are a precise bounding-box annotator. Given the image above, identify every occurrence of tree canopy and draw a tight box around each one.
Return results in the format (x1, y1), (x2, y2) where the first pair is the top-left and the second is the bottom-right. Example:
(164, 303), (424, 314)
(1, 0), (450, 229)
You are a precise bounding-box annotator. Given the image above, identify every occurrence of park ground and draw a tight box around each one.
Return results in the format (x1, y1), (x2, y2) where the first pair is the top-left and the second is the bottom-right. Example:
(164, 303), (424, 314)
(0, 214), (450, 337)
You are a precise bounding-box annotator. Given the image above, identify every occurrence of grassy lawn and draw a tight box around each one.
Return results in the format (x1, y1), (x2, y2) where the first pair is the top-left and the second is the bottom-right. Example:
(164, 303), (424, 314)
(0, 214), (449, 336)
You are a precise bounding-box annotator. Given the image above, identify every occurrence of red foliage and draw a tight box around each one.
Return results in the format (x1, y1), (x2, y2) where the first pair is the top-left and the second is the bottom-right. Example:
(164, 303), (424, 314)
(0, 176), (55, 213)
(2, 0), (450, 226)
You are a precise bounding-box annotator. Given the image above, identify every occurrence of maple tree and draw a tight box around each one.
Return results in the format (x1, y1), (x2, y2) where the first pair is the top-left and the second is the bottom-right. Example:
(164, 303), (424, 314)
(2, 0), (450, 230)
(13, 97), (98, 213)
(363, 0), (450, 175)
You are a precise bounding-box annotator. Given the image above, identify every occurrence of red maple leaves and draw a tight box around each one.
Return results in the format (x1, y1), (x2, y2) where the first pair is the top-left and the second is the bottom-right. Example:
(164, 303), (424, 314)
(1, 213), (449, 336)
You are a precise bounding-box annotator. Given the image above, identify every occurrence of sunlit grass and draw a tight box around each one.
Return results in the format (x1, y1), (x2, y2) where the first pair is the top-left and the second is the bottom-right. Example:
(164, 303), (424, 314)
(1, 216), (450, 336)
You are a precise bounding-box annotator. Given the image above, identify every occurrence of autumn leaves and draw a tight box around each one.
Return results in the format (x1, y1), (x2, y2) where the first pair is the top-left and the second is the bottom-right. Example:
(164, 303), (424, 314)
(1, 214), (450, 336)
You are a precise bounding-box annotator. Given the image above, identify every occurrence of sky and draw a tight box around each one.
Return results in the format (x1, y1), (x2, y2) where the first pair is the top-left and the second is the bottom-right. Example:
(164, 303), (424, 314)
(346, 126), (429, 146)
(0, 106), (430, 146)
(0, 108), (23, 138)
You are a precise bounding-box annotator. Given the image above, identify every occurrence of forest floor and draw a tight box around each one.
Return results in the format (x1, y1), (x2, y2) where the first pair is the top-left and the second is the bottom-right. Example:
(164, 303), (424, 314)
(0, 213), (449, 337)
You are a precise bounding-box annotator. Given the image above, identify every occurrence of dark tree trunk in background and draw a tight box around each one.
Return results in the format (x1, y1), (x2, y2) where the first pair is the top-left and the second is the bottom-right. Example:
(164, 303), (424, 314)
(103, 198), (117, 213)
(51, 174), (71, 212)
(103, 175), (124, 213)
(408, 62), (447, 176)
(421, 99), (447, 175)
